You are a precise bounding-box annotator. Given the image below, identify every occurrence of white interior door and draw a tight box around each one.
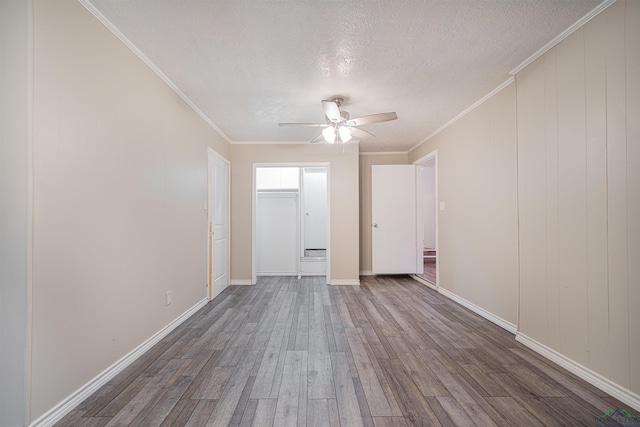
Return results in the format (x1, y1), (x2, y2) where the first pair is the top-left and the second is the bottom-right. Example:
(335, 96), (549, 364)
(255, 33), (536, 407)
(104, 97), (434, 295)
(303, 168), (327, 250)
(257, 192), (299, 275)
(208, 149), (230, 300)
(372, 165), (417, 274)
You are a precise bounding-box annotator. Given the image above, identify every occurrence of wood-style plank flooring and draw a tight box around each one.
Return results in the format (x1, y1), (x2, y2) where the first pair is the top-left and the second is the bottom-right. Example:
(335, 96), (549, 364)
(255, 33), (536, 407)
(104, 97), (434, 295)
(56, 275), (631, 426)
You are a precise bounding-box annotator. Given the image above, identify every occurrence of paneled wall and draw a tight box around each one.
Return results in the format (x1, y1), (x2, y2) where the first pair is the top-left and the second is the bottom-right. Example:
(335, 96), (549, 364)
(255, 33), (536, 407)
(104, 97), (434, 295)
(516, 0), (639, 395)
(0, 1), (31, 425)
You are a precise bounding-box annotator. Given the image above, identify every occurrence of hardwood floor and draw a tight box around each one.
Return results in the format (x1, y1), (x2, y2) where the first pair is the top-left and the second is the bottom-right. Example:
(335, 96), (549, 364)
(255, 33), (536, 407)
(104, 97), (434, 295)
(56, 275), (632, 426)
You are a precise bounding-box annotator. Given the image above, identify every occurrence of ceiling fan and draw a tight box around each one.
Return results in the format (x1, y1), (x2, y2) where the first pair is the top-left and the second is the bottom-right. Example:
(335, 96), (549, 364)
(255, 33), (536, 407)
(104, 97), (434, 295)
(278, 96), (398, 144)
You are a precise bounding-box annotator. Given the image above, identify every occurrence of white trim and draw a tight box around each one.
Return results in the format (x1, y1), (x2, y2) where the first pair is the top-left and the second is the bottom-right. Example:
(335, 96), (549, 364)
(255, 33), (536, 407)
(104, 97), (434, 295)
(230, 279), (253, 286)
(359, 270), (373, 276)
(231, 140), (310, 145)
(437, 287), (517, 334)
(330, 279), (360, 286)
(509, 0), (616, 75)
(411, 274), (437, 291)
(408, 78), (514, 154)
(28, 297), (208, 427)
(516, 333), (640, 412)
(77, 0), (231, 143)
(256, 272), (299, 276)
(359, 151), (409, 156)
(413, 150), (439, 288)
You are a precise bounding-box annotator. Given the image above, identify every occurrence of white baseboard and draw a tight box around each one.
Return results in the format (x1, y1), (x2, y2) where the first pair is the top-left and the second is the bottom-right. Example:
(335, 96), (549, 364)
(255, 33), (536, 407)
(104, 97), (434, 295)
(29, 297), (208, 427)
(330, 279), (361, 286)
(437, 287), (517, 335)
(359, 270), (373, 276)
(255, 272), (298, 276)
(516, 332), (640, 412)
(230, 279), (253, 285)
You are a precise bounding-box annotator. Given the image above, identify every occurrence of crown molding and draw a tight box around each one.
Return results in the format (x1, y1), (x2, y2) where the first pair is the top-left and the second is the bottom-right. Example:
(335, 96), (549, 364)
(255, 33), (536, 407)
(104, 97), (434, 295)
(359, 151), (409, 156)
(408, 77), (515, 154)
(229, 140), (310, 145)
(510, 0), (617, 75)
(78, 0), (231, 144)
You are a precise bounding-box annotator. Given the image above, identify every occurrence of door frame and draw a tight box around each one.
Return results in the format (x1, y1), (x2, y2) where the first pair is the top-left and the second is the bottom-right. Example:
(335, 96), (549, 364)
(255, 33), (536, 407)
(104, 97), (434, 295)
(413, 149), (439, 289)
(252, 162), (330, 285)
(207, 147), (231, 301)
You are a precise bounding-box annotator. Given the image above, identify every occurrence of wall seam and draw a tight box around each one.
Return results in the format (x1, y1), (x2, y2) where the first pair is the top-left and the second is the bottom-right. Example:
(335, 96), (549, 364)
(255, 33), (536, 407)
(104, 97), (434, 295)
(26, 0), (34, 422)
(623, 0), (631, 387)
(582, 27), (591, 366)
(514, 74), (522, 333)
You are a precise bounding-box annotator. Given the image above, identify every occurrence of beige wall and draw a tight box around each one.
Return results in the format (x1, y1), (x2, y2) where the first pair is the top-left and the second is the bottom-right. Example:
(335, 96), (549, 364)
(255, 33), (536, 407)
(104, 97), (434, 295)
(31, 0), (229, 419)
(230, 144), (360, 284)
(0, 1), (31, 425)
(516, 0), (639, 395)
(409, 82), (519, 326)
(359, 153), (409, 274)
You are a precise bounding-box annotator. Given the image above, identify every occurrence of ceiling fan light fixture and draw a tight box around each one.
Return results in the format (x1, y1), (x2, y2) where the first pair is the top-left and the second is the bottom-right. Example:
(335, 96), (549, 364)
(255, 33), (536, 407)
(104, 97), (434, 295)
(279, 96), (397, 146)
(322, 126), (336, 144)
(338, 126), (352, 143)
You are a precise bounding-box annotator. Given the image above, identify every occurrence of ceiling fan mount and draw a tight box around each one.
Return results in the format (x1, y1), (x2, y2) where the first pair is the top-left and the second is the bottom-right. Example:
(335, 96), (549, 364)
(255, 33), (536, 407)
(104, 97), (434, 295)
(279, 96), (397, 144)
(327, 96), (346, 108)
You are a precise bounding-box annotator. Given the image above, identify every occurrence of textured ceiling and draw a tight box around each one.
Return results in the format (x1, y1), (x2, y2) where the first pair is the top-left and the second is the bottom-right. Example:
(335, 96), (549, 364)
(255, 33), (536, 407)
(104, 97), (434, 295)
(85, 0), (602, 152)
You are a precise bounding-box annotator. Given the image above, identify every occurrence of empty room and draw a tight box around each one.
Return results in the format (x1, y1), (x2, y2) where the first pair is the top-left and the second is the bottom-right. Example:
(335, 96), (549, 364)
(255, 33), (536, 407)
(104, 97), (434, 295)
(1, 0), (638, 426)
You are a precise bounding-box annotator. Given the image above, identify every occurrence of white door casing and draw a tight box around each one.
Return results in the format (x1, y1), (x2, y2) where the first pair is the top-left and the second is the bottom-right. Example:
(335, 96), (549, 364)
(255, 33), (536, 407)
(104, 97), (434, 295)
(413, 150), (439, 287)
(372, 165), (418, 275)
(208, 148), (230, 300)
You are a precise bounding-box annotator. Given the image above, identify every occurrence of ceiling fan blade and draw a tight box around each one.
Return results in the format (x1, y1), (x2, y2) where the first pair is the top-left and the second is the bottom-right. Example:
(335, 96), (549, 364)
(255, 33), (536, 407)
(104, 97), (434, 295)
(310, 133), (325, 144)
(279, 122), (327, 127)
(349, 127), (375, 141)
(322, 100), (341, 122)
(346, 112), (397, 126)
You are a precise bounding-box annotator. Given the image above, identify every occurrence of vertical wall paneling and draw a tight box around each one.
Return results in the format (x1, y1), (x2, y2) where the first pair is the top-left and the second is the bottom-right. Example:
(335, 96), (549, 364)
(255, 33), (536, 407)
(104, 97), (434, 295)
(517, 60), (548, 343)
(543, 48), (561, 350)
(605, 0), (629, 389)
(556, 29), (589, 366)
(626, 0), (640, 396)
(0, 1), (31, 425)
(584, 11), (610, 378)
(517, 0), (639, 401)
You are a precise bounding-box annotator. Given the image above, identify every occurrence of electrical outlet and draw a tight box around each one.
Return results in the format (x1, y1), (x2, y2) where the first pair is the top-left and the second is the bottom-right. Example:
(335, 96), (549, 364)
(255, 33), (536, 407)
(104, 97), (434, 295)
(165, 291), (172, 306)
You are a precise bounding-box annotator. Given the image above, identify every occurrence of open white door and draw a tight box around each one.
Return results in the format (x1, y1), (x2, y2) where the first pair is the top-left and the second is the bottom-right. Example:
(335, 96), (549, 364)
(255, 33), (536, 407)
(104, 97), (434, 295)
(372, 165), (417, 275)
(208, 148), (230, 300)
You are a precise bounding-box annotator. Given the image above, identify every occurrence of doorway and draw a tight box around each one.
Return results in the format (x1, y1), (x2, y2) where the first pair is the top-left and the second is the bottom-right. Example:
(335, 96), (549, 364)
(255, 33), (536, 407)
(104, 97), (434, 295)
(252, 164), (329, 284)
(414, 151), (438, 287)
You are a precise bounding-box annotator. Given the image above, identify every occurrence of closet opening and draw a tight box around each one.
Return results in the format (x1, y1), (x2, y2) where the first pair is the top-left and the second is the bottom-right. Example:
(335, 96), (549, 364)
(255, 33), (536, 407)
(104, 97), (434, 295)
(252, 165), (329, 284)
